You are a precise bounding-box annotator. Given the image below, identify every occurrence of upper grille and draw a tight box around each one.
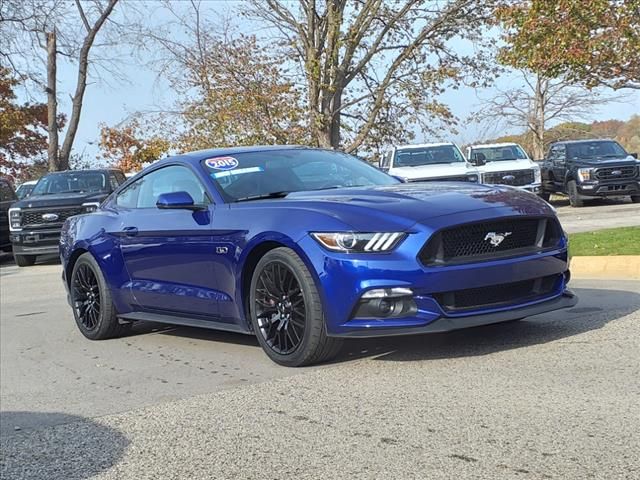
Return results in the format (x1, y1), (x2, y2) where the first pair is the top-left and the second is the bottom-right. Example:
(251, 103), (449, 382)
(482, 169), (535, 186)
(409, 176), (470, 182)
(595, 166), (637, 181)
(419, 217), (562, 266)
(434, 274), (560, 312)
(21, 207), (84, 228)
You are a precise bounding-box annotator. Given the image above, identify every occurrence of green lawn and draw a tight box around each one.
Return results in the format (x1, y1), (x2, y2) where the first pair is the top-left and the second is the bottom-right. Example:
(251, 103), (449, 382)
(569, 227), (640, 256)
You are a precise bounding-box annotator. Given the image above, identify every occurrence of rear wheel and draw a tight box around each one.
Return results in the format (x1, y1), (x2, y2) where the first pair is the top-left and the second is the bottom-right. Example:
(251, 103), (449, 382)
(249, 247), (342, 367)
(567, 180), (584, 207)
(70, 253), (129, 340)
(14, 254), (36, 267)
(538, 191), (551, 202)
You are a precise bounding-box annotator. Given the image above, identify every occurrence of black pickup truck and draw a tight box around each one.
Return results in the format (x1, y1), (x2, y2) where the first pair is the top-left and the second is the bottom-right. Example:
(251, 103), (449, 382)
(9, 169), (126, 266)
(539, 139), (639, 207)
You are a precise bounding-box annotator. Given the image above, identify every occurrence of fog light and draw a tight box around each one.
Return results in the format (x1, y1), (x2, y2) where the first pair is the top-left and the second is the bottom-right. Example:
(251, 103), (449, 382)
(353, 288), (417, 319)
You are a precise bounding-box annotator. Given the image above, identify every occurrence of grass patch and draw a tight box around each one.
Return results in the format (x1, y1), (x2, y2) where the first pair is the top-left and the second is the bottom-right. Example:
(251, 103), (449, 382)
(569, 227), (640, 256)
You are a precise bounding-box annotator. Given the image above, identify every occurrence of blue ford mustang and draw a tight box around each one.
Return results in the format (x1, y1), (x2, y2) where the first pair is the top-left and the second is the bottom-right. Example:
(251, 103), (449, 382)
(60, 146), (577, 366)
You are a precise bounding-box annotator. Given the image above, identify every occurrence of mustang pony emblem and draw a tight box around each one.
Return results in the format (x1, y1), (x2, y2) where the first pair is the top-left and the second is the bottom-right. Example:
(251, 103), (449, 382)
(484, 231), (512, 247)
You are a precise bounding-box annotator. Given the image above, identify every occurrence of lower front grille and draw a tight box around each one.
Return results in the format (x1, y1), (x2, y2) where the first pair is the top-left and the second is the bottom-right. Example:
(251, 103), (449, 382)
(482, 169), (535, 186)
(434, 274), (560, 312)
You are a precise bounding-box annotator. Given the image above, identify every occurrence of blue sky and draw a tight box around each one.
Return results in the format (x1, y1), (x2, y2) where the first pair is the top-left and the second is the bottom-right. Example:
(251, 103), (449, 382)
(46, 2), (640, 162)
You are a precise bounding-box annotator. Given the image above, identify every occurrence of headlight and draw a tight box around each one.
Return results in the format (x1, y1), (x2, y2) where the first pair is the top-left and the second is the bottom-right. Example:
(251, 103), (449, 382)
(9, 208), (21, 231)
(534, 167), (542, 183)
(467, 174), (479, 183)
(82, 202), (101, 213)
(310, 232), (407, 253)
(577, 168), (594, 182)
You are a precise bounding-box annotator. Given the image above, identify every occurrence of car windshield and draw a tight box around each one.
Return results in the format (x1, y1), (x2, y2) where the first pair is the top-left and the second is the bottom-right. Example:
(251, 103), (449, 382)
(202, 149), (398, 202)
(394, 145), (465, 167)
(31, 171), (108, 196)
(566, 141), (628, 160)
(470, 145), (528, 162)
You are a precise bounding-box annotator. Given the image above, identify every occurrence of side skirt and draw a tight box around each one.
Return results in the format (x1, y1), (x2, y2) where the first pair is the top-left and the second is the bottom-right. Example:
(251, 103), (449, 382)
(119, 312), (253, 335)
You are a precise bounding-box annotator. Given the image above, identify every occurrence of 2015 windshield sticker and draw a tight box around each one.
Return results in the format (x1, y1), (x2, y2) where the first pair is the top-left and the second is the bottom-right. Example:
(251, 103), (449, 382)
(212, 166), (264, 179)
(205, 156), (239, 170)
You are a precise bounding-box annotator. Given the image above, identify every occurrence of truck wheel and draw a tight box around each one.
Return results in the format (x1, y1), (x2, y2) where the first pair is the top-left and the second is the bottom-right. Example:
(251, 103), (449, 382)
(14, 254), (37, 267)
(567, 180), (584, 207)
(631, 195), (640, 203)
(538, 191), (551, 202)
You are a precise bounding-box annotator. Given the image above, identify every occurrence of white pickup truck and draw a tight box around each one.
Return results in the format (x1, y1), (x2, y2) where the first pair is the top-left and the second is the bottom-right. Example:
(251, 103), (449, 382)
(466, 142), (542, 194)
(379, 143), (480, 183)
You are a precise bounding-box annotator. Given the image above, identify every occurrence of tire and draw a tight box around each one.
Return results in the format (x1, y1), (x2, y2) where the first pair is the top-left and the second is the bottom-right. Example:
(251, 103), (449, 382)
(249, 247), (343, 367)
(567, 180), (584, 207)
(70, 252), (129, 340)
(538, 191), (551, 202)
(631, 195), (640, 203)
(14, 254), (36, 267)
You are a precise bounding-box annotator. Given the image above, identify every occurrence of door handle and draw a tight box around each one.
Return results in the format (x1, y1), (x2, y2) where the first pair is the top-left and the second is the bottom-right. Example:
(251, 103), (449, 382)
(122, 226), (138, 237)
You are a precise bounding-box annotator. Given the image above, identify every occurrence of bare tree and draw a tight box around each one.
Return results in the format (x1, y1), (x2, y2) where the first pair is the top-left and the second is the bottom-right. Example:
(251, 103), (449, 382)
(246, 0), (497, 154)
(474, 71), (623, 159)
(1, 0), (122, 171)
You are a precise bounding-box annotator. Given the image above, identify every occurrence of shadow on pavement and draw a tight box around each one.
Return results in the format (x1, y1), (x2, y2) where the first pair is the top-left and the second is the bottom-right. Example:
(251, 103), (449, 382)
(337, 287), (640, 363)
(0, 411), (128, 480)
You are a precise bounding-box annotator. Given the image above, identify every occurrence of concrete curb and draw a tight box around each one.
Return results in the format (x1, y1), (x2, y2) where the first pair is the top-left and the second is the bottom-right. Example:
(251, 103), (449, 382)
(571, 255), (640, 280)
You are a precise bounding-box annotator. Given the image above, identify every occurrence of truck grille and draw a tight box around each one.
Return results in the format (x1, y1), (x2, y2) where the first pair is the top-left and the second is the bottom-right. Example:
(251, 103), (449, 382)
(21, 207), (84, 228)
(434, 274), (560, 312)
(482, 169), (535, 186)
(595, 166), (637, 180)
(419, 217), (562, 266)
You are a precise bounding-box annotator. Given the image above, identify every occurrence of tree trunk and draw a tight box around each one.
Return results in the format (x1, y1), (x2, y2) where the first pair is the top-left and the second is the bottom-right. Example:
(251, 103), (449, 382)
(531, 75), (546, 160)
(46, 30), (59, 171)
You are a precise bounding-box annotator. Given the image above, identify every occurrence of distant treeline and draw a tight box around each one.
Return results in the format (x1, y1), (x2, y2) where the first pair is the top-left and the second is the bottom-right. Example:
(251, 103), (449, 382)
(481, 115), (640, 159)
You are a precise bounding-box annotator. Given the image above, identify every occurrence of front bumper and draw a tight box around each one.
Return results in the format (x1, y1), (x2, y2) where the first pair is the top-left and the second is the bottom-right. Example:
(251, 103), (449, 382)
(577, 179), (639, 196)
(10, 229), (61, 256)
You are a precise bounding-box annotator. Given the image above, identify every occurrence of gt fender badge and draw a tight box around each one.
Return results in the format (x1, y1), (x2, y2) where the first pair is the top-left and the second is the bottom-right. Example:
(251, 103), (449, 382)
(484, 231), (512, 247)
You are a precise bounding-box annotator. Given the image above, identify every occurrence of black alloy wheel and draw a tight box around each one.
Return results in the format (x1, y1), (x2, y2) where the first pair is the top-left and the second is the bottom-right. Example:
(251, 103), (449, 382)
(70, 253), (129, 340)
(249, 247), (342, 367)
(254, 260), (306, 354)
(72, 263), (101, 331)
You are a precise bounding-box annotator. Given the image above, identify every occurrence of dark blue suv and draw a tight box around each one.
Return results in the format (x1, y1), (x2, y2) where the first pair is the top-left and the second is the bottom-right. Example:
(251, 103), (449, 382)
(60, 146), (577, 366)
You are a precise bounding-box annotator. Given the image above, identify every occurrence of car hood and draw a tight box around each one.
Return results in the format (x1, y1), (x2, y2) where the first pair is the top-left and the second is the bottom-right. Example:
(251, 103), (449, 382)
(11, 191), (109, 209)
(388, 162), (476, 180)
(477, 159), (537, 172)
(270, 183), (554, 231)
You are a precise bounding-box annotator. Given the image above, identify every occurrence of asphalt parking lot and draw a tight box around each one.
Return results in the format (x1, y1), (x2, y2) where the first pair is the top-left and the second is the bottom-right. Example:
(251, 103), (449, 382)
(552, 196), (640, 233)
(2, 256), (640, 478)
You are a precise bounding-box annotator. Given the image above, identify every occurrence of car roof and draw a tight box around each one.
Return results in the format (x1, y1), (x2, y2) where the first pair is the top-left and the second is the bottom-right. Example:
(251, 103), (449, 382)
(395, 142), (456, 149)
(551, 138), (615, 145)
(470, 142), (521, 149)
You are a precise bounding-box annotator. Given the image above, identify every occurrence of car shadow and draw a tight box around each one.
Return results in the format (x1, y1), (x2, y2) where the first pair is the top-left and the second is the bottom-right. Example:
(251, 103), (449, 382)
(125, 321), (260, 347)
(0, 411), (128, 480)
(334, 287), (639, 364)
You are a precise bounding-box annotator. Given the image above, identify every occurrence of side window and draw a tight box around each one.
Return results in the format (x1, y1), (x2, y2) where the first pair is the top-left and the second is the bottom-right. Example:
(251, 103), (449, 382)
(116, 178), (142, 209)
(381, 151), (392, 169)
(109, 173), (121, 191)
(552, 146), (566, 162)
(0, 181), (16, 201)
(133, 165), (209, 209)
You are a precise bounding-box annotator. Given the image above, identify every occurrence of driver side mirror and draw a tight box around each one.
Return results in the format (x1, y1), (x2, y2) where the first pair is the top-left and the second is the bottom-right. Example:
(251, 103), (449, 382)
(471, 152), (486, 166)
(156, 191), (206, 211)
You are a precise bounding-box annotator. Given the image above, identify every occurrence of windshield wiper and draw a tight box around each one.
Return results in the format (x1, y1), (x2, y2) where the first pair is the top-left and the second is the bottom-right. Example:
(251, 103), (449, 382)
(235, 191), (291, 202)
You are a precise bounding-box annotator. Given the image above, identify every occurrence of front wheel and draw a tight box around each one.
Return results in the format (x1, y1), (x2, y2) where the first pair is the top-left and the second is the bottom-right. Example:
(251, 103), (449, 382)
(538, 191), (551, 202)
(70, 253), (129, 340)
(249, 247), (342, 367)
(14, 254), (36, 267)
(631, 195), (640, 203)
(567, 180), (584, 207)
